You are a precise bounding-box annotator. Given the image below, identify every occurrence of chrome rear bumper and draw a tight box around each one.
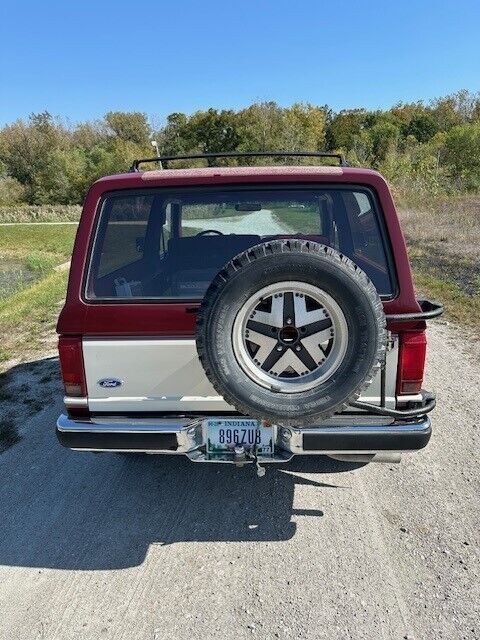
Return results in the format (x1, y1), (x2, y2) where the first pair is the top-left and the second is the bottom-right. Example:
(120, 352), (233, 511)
(56, 414), (431, 463)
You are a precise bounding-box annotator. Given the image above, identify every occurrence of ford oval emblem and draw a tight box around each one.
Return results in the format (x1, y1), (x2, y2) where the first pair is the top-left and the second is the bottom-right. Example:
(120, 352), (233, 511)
(98, 378), (123, 388)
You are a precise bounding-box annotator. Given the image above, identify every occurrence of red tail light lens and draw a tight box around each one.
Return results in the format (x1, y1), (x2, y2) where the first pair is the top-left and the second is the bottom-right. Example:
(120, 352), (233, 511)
(397, 331), (427, 395)
(58, 336), (86, 397)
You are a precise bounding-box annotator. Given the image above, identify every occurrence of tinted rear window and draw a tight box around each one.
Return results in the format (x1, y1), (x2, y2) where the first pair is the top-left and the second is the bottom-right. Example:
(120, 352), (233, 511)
(86, 186), (394, 300)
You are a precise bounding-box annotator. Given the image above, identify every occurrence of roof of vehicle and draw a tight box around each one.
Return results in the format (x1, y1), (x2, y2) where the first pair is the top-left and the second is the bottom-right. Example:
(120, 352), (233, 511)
(93, 165), (386, 191)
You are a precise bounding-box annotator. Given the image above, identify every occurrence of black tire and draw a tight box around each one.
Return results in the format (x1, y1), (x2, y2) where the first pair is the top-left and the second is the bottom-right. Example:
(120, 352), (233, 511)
(196, 240), (386, 426)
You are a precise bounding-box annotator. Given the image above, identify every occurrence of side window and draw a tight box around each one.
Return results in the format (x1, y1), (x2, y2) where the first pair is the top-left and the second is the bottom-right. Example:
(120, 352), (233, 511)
(97, 196), (152, 278)
(159, 204), (172, 256)
(354, 192), (371, 216)
(95, 195), (153, 279)
(342, 191), (387, 268)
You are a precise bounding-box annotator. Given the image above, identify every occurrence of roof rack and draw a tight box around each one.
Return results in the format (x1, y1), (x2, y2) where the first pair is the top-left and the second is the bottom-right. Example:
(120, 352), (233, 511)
(129, 151), (348, 172)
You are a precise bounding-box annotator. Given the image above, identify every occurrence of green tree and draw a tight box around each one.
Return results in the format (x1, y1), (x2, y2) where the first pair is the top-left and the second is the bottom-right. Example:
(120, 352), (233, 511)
(237, 102), (284, 155)
(368, 121), (400, 164)
(404, 112), (438, 143)
(280, 103), (326, 157)
(187, 109), (241, 163)
(325, 109), (366, 150)
(0, 171), (26, 205)
(104, 111), (151, 146)
(0, 112), (69, 203)
(72, 121), (108, 148)
(444, 122), (480, 190)
(389, 101), (426, 128)
(0, 93), (479, 205)
(430, 91), (480, 131)
(347, 130), (373, 166)
(157, 112), (190, 156)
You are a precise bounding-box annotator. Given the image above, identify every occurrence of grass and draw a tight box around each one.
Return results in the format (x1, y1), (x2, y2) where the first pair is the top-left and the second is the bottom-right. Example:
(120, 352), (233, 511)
(398, 195), (480, 330)
(413, 271), (480, 331)
(0, 224), (77, 259)
(0, 204), (81, 223)
(399, 196), (480, 263)
(24, 253), (58, 273)
(0, 221), (75, 365)
(0, 224), (76, 301)
(0, 270), (69, 364)
(271, 206), (320, 233)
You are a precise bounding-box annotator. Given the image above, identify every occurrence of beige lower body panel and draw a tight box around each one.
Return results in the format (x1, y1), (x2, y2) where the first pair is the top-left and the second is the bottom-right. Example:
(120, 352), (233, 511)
(82, 337), (399, 414)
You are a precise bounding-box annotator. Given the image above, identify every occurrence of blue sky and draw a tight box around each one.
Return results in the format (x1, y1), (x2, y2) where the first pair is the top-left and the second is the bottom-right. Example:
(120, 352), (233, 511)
(1, 0), (479, 126)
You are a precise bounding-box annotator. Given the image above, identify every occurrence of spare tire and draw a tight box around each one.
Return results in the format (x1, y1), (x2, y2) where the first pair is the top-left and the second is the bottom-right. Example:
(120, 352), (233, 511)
(196, 240), (386, 426)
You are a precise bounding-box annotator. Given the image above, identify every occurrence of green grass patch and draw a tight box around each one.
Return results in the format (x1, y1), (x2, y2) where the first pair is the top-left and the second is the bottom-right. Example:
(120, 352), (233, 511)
(0, 269), (68, 331)
(0, 270), (68, 363)
(414, 270), (480, 331)
(271, 206), (321, 233)
(24, 253), (57, 274)
(0, 224), (76, 260)
(0, 225), (75, 302)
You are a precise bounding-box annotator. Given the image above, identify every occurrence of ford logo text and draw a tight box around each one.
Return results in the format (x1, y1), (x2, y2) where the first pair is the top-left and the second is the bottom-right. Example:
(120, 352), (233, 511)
(98, 378), (123, 388)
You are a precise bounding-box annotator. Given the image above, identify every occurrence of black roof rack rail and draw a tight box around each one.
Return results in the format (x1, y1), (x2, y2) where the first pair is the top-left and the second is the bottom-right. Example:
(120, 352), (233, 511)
(129, 151), (348, 172)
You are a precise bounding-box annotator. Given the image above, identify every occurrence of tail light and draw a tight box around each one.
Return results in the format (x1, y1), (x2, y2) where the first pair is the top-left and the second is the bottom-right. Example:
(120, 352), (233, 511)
(58, 336), (86, 397)
(397, 331), (427, 395)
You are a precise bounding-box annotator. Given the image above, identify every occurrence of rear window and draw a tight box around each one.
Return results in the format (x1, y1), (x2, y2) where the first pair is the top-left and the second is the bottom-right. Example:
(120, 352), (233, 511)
(85, 186), (394, 300)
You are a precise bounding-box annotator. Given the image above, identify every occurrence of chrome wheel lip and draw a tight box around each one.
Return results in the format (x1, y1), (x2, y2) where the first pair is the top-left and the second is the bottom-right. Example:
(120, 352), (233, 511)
(232, 281), (349, 394)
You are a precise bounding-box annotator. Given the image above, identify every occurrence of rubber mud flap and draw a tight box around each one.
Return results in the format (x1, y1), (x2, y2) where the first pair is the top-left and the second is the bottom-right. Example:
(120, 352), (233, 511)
(196, 240), (386, 426)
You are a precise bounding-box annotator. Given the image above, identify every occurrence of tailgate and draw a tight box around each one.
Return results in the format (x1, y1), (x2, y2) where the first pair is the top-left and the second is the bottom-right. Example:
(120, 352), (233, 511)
(82, 336), (399, 414)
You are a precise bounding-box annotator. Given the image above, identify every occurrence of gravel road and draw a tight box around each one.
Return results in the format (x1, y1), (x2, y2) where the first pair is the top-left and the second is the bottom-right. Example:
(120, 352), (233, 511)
(187, 209), (289, 235)
(0, 321), (478, 640)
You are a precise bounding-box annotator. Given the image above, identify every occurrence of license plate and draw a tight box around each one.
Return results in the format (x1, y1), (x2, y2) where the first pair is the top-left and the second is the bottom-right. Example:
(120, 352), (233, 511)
(205, 419), (274, 456)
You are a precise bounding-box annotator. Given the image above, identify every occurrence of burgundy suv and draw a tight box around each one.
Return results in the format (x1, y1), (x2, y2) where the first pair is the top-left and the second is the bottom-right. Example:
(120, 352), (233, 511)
(56, 152), (442, 474)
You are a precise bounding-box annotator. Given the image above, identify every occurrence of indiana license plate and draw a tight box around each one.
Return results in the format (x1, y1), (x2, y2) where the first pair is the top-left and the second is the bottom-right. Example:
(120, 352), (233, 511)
(205, 419), (274, 456)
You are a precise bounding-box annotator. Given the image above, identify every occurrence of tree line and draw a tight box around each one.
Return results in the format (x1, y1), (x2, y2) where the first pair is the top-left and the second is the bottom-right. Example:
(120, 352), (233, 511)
(0, 90), (479, 206)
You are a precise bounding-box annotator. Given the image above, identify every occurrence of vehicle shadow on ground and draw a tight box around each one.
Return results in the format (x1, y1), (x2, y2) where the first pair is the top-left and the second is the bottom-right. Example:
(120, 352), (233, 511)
(0, 451), (366, 571)
(0, 358), (365, 571)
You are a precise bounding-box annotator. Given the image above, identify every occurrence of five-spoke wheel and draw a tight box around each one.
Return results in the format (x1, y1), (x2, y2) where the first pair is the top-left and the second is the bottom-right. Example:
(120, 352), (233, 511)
(232, 281), (348, 393)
